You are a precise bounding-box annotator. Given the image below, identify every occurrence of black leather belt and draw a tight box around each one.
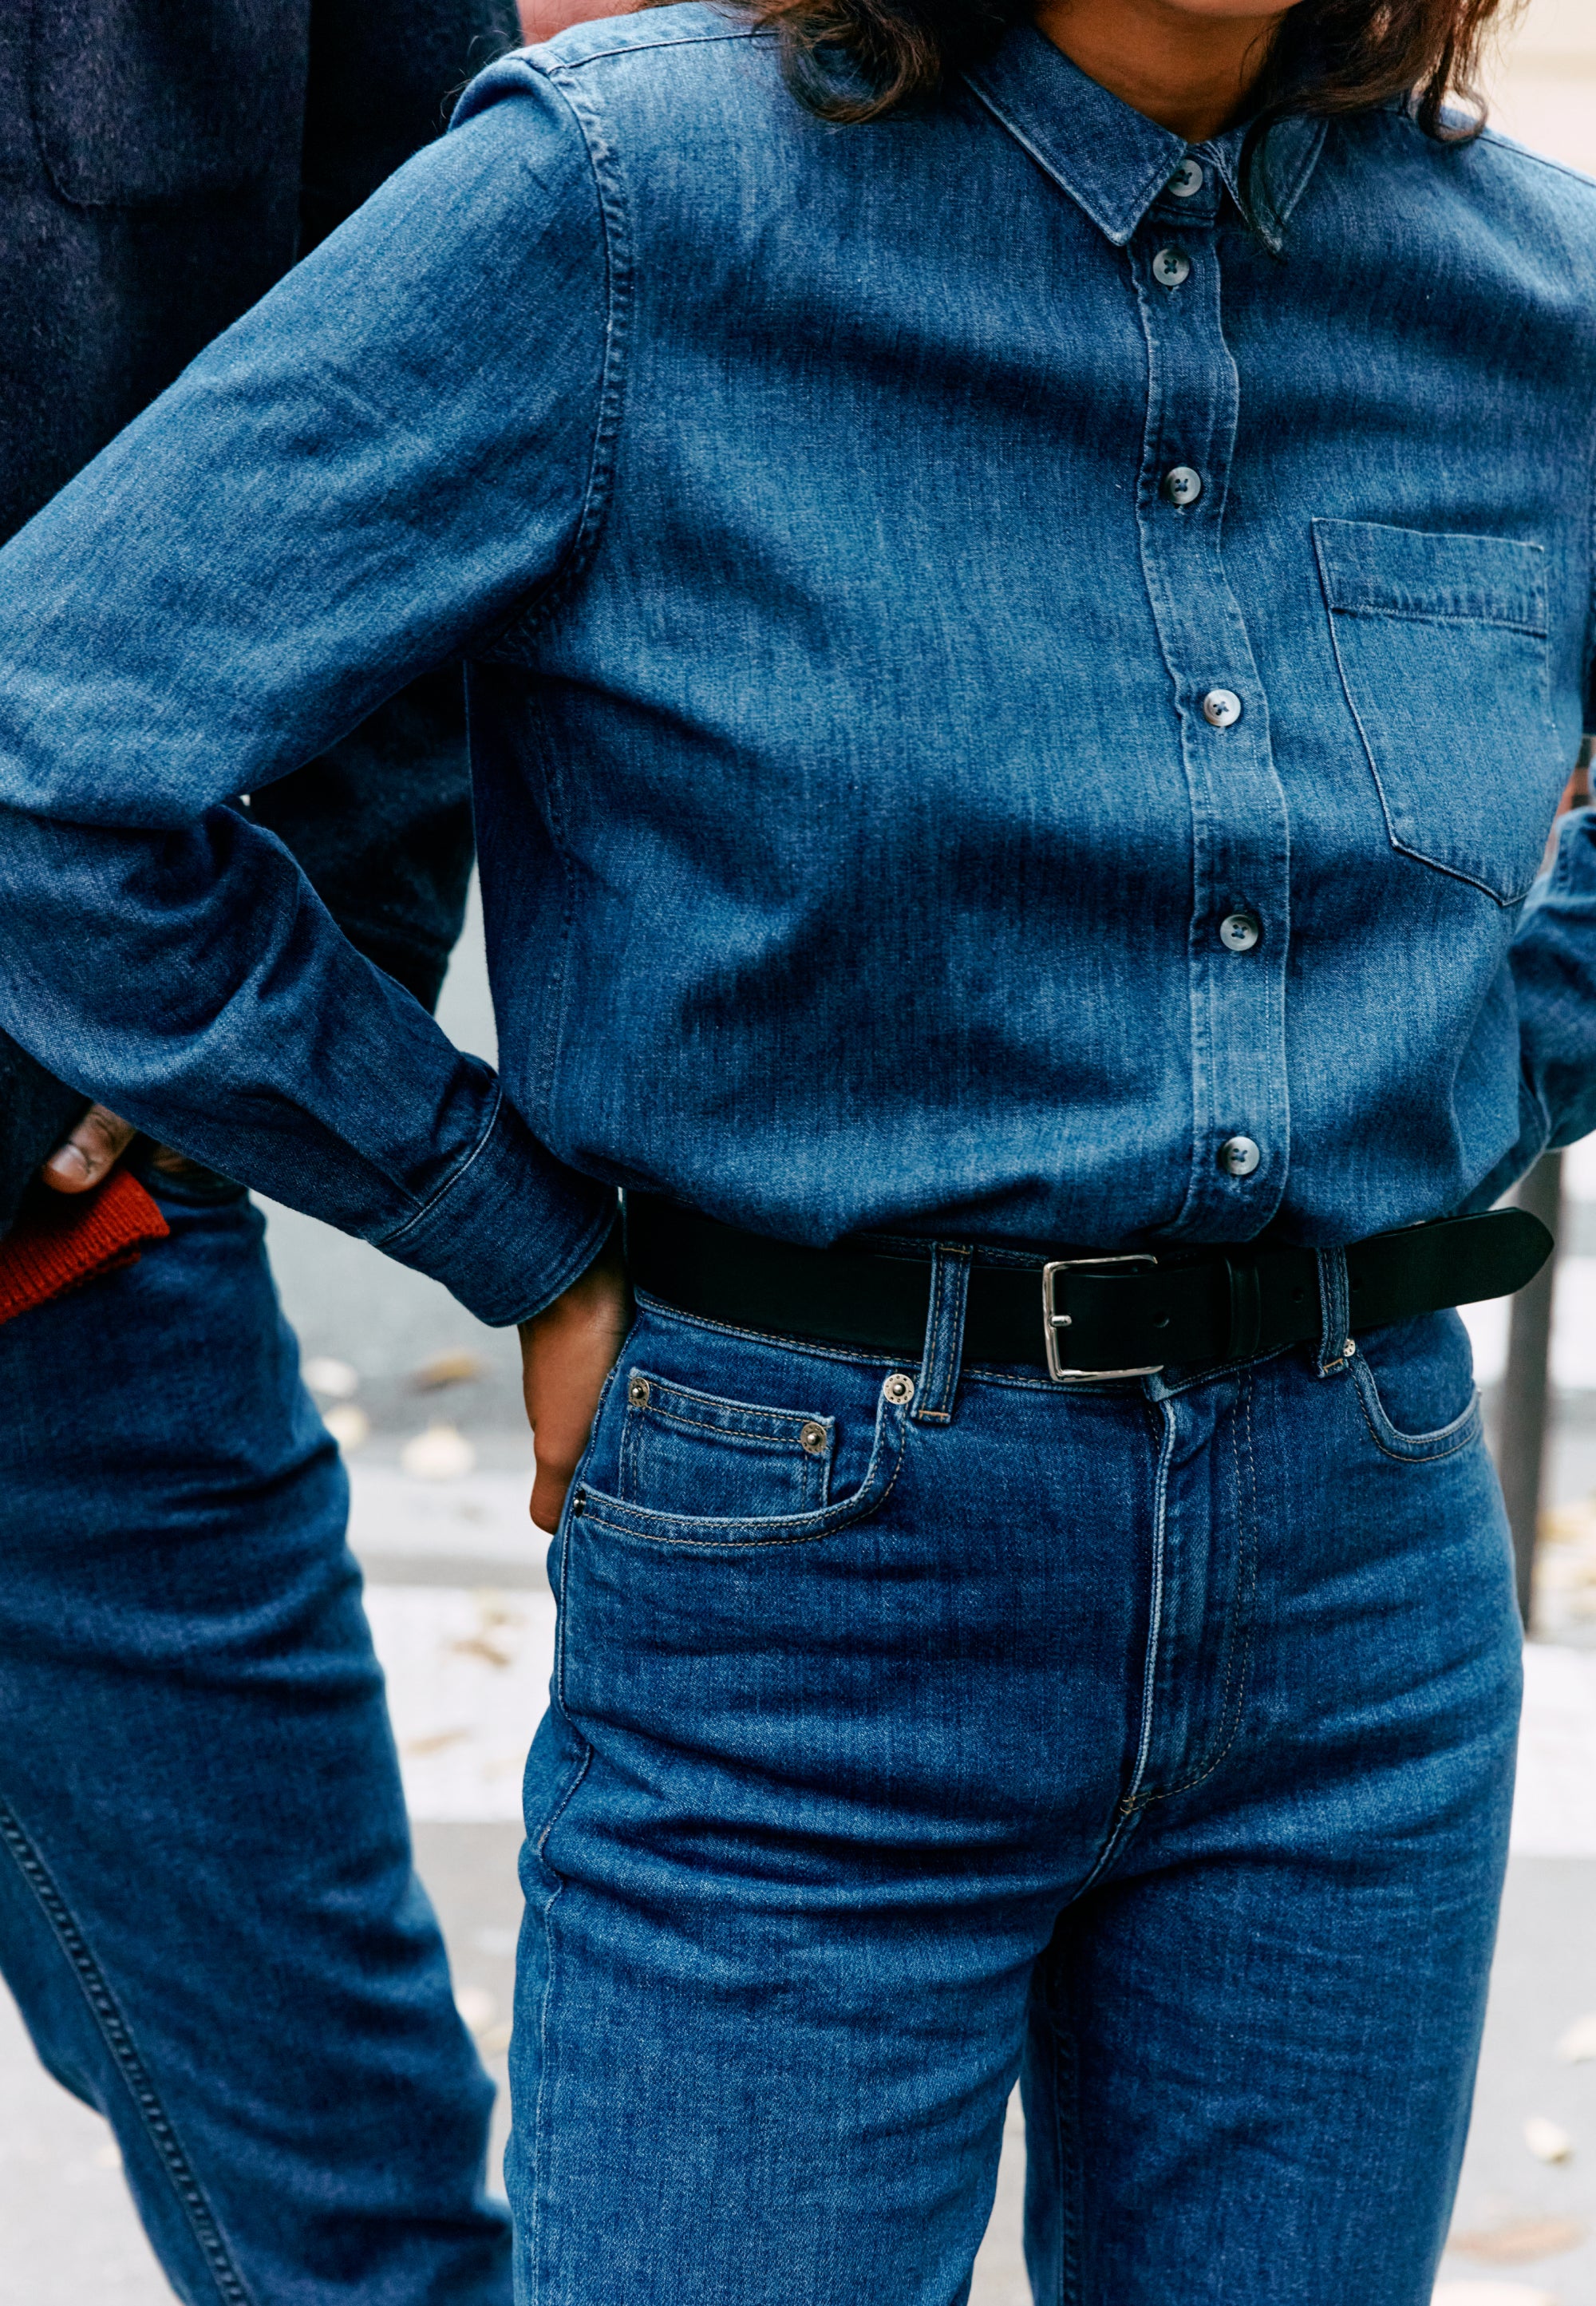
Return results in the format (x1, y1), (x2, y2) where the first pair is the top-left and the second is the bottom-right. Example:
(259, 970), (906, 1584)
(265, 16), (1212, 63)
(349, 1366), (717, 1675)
(624, 1195), (1552, 1378)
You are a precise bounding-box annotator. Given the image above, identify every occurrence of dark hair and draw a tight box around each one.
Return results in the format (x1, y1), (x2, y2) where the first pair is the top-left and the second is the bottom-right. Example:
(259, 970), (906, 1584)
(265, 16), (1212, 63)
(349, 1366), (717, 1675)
(693, 0), (1515, 144)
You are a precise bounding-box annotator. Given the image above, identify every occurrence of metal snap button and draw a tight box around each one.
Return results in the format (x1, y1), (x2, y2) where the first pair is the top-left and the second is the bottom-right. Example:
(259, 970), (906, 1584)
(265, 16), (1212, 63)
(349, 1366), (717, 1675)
(800, 1420), (828, 1455)
(1202, 687), (1242, 728)
(883, 1373), (915, 1405)
(1217, 1136), (1261, 1177)
(1152, 246), (1191, 289)
(1163, 465), (1203, 508)
(1168, 157), (1204, 199)
(1219, 911), (1262, 952)
(626, 1375), (650, 1407)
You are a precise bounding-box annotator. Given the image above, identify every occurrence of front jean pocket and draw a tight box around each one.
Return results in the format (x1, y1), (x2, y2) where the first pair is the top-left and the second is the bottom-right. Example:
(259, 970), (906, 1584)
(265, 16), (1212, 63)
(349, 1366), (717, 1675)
(1314, 517), (1566, 904)
(1349, 1310), (1483, 1464)
(574, 1369), (911, 1550)
(617, 1371), (834, 1519)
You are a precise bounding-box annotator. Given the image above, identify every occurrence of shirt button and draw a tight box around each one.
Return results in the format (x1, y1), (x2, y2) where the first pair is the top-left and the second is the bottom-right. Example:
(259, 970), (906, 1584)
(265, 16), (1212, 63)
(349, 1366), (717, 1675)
(1219, 911), (1262, 952)
(1152, 246), (1191, 288)
(1168, 157), (1205, 199)
(1218, 1135), (1261, 1177)
(1202, 687), (1242, 727)
(1163, 465), (1203, 507)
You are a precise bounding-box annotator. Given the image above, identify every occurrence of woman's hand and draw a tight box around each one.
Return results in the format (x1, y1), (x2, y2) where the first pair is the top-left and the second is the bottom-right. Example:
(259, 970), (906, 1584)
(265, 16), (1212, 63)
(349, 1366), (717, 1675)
(520, 1229), (630, 1534)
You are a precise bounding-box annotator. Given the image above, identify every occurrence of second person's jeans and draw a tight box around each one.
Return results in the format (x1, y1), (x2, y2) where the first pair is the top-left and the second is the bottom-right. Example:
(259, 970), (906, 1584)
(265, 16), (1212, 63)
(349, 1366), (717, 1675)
(510, 1250), (1519, 2304)
(0, 1171), (512, 2304)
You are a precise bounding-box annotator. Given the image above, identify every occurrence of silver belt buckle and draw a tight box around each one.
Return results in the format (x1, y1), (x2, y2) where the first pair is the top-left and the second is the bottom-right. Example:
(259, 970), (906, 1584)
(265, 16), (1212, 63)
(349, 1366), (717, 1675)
(1041, 1254), (1163, 1382)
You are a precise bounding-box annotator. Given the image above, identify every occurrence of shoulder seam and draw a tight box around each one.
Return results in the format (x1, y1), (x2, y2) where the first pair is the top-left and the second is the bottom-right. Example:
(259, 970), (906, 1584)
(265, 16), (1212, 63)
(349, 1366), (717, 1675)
(472, 65), (633, 659)
(1373, 102), (1596, 196)
(532, 24), (761, 77)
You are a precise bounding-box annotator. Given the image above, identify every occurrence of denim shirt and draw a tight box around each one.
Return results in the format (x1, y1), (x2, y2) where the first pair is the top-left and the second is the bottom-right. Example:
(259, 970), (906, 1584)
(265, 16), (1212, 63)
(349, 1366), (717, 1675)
(0, 9), (1594, 1324)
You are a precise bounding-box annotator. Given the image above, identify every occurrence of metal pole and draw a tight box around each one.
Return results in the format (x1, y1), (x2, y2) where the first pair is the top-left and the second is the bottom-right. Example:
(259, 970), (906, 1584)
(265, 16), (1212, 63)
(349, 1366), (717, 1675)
(1498, 1149), (1563, 1628)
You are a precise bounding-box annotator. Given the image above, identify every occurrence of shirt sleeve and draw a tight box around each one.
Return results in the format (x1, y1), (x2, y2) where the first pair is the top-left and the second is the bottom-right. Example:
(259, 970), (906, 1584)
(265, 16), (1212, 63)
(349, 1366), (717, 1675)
(0, 58), (617, 1324)
(1468, 804), (1596, 1208)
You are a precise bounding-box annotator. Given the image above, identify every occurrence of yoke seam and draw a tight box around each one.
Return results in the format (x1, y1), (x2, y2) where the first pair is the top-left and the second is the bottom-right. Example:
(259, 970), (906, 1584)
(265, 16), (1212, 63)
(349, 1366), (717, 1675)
(0, 1798), (254, 2306)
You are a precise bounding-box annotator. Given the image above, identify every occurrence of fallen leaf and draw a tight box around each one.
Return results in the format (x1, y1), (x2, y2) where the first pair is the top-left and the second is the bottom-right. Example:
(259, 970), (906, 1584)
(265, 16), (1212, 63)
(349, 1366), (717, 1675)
(454, 1984), (496, 2034)
(1449, 2217), (1586, 2264)
(400, 1423), (476, 1481)
(1524, 2117), (1573, 2164)
(303, 1356), (359, 1399)
(412, 1349), (486, 1391)
(450, 1635), (515, 1670)
(322, 1403), (369, 1453)
(1556, 2013), (1596, 2063)
(401, 1727), (471, 1757)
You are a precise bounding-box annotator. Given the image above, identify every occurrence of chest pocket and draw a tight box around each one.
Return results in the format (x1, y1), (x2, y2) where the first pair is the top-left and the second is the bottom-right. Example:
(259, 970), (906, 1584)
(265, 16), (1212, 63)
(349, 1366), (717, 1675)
(1314, 518), (1564, 905)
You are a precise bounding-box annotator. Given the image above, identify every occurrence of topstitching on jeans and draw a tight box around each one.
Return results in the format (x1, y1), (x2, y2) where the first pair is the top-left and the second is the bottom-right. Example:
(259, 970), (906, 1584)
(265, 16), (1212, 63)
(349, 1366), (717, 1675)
(1135, 1367), (1258, 1807)
(0, 1796), (255, 2306)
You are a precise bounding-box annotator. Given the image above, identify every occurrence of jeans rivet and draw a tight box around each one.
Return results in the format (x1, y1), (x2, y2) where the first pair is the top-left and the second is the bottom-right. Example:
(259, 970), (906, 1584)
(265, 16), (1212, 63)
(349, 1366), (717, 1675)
(883, 1373), (915, 1406)
(800, 1420), (828, 1455)
(627, 1376), (650, 1408)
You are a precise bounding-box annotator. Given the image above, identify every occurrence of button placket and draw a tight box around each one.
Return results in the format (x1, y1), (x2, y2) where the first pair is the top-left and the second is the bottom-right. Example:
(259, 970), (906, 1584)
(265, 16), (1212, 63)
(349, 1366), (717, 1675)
(1128, 221), (1291, 1236)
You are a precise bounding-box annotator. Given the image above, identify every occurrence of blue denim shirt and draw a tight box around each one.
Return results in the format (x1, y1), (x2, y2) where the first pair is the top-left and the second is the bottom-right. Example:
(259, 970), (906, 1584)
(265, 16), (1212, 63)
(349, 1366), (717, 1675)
(0, 10), (1594, 1323)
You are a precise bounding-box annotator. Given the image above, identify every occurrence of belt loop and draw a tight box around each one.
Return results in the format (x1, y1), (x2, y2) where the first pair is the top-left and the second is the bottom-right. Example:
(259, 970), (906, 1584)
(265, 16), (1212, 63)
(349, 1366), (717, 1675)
(915, 1244), (972, 1424)
(1314, 1246), (1353, 1377)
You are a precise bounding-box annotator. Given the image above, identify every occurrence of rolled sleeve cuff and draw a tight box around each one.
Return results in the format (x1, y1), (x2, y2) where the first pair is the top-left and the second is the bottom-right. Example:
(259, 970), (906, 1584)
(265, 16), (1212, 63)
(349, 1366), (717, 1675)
(377, 1087), (616, 1325)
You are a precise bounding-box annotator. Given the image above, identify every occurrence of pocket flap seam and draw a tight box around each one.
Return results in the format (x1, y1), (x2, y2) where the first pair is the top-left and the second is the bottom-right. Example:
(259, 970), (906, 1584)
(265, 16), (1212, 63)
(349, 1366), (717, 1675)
(1313, 516), (1548, 637)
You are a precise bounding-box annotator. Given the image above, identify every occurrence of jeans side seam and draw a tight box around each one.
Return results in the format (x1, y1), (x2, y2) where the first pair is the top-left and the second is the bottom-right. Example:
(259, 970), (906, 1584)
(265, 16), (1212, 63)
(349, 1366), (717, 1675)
(0, 1797), (255, 2306)
(530, 1523), (598, 2305)
(1053, 2009), (1085, 2306)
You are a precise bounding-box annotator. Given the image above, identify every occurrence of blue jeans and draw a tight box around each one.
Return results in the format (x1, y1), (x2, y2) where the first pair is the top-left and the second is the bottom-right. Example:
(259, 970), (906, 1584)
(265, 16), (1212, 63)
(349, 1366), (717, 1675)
(0, 1169), (512, 2304)
(513, 1252), (1519, 2304)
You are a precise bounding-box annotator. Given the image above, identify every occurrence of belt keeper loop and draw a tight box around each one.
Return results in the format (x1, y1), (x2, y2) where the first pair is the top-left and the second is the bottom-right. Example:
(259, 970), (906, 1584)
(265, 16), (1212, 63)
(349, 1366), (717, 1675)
(1314, 1246), (1353, 1376)
(915, 1244), (972, 1424)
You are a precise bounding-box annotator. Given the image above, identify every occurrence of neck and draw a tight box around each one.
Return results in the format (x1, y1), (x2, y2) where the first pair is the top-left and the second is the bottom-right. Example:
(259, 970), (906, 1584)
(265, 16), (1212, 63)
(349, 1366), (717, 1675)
(1031, 0), (1294, 144)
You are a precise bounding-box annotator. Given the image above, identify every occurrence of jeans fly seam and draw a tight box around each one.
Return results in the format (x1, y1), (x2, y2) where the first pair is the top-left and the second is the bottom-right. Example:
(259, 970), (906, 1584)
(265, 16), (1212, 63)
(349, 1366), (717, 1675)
(1140, 1371), (1258, 1806)
(1119, 1394), (1175, 1816)
(0, 1797), (255, 2306)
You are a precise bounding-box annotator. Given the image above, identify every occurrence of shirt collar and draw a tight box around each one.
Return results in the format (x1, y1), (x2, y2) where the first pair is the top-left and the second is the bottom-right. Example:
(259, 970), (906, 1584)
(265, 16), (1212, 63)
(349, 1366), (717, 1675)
(963, 22), (1328, 251)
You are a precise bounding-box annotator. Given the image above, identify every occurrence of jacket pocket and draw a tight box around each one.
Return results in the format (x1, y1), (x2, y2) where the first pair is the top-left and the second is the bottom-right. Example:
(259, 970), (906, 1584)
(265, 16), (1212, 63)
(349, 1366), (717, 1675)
(32, 0), (305, 206)
(1314, 517), (1563, 904)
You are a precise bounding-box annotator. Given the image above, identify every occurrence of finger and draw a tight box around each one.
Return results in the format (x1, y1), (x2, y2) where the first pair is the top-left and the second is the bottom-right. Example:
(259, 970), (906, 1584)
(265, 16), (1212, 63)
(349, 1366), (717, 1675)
(40, 1104), (136, 1193)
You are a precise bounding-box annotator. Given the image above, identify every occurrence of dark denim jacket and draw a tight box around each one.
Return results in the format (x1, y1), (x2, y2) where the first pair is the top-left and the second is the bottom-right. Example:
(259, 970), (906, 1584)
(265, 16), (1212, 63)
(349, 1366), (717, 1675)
(0, 0), (515, 1218)
(0, 12), (1594, 1319)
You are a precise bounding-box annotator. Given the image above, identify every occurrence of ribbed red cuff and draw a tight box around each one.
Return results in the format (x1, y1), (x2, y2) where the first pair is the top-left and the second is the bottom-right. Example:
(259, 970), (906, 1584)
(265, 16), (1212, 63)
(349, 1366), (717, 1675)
(0, 1169), (170, 1326)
